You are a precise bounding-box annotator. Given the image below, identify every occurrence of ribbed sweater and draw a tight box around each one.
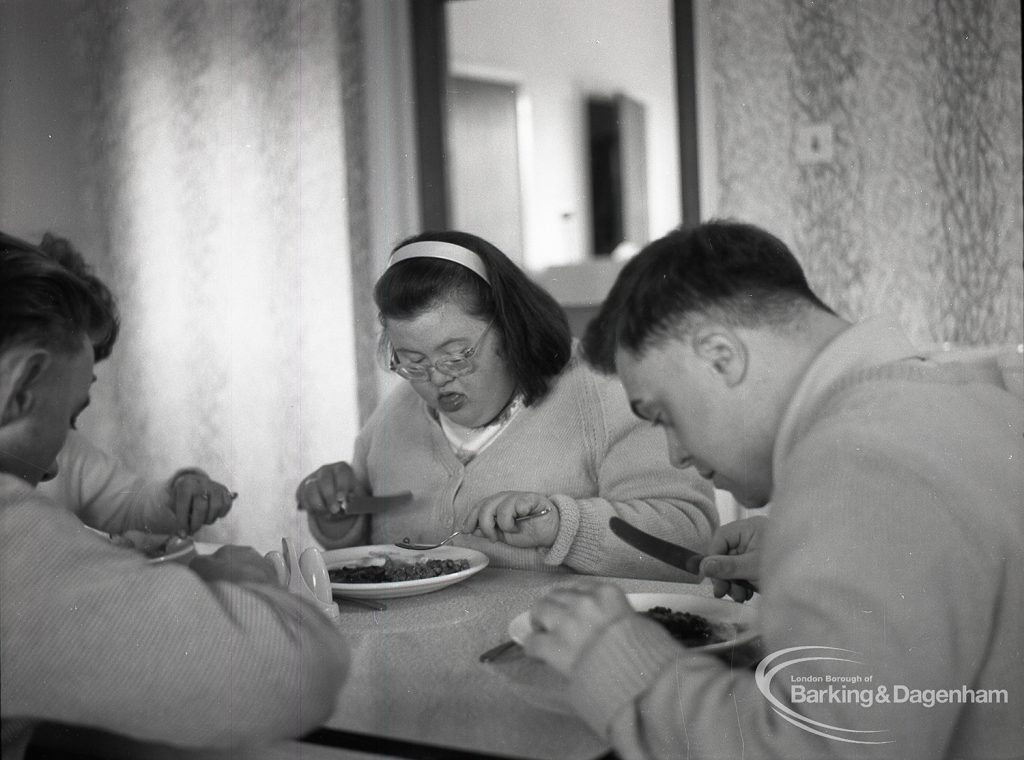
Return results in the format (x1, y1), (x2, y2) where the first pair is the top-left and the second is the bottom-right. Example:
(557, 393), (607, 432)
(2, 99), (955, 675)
(1, 477), (350, 759)
(309, 349), (718, 581)
(563, 318), (1024, 759)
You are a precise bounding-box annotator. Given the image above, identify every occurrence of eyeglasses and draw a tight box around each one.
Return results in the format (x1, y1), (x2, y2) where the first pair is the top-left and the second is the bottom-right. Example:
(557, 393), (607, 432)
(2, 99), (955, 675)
(389, 319), (494, 382)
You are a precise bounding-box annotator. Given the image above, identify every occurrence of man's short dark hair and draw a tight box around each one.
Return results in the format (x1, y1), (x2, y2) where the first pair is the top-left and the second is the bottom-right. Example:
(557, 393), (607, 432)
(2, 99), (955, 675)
(583, 220), (834, 373)
(1, 231), (110, 358)
(36, 233), (121, 362)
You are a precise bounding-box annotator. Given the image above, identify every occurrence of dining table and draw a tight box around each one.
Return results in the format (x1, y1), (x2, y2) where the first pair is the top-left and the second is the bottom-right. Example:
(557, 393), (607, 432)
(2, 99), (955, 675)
(26, 561), (760, 760)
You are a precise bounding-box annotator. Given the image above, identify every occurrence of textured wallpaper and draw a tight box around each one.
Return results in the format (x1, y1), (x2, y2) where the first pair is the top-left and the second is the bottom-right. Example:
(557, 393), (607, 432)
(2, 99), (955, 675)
(704, 0), (1022, 347)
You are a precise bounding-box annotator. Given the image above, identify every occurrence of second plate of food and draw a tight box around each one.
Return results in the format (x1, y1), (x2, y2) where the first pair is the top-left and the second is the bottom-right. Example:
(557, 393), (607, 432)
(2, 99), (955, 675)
(508, 592), (757, 653)
(324, 544), (488, 599)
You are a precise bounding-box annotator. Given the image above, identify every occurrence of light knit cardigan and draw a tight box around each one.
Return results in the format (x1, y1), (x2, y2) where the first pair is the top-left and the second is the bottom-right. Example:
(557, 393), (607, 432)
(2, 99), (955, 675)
(310, 349), (718, 581)
(563, 318), (1024, 760)
(0, 477), (350, 760)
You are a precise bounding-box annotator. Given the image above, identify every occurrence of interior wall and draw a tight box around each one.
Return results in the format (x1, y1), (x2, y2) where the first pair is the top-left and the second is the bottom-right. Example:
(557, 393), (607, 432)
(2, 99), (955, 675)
(696, 0), (1023, 347)
(0, 1), (93, 247)
(360, 0), (420, 403)
(0, 0), (367, 553)
(0, 0), (117, 443)
(447, 0), (680, 270)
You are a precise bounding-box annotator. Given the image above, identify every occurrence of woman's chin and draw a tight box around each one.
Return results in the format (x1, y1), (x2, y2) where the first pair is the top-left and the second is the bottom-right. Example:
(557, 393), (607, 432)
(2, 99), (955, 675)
(438, 403), (498, 429)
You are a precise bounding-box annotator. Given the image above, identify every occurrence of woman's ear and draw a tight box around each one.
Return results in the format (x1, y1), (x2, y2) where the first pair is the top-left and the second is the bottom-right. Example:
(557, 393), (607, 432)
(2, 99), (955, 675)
(693, 327), (747, 387)
(0, 349), (50, 426)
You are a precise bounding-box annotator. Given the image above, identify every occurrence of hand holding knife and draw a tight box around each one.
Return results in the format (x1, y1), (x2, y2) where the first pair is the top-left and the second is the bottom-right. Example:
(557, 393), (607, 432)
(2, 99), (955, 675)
(331, 492), (414, 515)
(297, 492), (413, 522)
(609, 517), (758, 596)
(295, 461), (412, 518)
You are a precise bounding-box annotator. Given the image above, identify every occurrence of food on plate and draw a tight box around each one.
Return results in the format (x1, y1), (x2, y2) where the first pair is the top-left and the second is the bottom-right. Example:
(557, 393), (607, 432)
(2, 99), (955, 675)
(329, 556), (471, 584)
(642, 606), (737, 647)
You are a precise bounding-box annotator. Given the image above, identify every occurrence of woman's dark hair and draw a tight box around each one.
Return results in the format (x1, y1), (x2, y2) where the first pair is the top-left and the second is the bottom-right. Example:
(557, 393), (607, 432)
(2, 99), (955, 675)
(583, 219), (834, 374)
(1, 232), (110, 358)
(374, 230), (572, 405)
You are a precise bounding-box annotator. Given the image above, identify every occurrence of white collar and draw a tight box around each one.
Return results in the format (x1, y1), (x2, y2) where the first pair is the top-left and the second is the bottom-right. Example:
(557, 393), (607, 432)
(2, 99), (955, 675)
(438, 393), (525, 464)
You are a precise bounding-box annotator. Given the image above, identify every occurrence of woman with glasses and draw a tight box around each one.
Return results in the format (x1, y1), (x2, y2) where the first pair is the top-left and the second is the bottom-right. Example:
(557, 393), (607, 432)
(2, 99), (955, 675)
(296, 231), (717, 579)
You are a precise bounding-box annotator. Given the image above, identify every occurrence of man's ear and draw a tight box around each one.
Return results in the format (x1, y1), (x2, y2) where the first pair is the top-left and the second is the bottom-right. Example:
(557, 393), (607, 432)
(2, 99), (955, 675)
(0, 349), (51, 426)
(692, 327), (747, 388)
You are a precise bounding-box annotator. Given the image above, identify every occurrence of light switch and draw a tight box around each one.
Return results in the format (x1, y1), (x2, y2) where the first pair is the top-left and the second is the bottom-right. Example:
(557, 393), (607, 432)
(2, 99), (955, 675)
(794, 122), (834, 164)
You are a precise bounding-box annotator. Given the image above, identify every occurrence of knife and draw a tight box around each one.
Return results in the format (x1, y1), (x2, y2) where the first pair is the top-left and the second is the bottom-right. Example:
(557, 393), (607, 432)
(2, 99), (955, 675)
(342, 492), (413, 515)
(297, 491), (414, 515)
(609, 517), (757, 593)
(479, 639), (522, 663)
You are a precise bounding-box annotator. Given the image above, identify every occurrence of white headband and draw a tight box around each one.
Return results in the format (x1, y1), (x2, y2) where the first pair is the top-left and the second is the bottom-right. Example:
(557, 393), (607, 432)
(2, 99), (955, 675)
(385, 241), (490, 285)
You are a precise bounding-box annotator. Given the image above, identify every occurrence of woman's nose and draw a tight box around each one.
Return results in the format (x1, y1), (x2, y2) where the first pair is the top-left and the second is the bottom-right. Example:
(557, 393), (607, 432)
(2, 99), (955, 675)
(428, 366), (452, 386)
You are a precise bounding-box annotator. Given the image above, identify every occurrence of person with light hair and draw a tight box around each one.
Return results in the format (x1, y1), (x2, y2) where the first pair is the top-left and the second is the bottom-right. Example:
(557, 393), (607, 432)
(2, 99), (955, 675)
(33, 233), (237, 537)
(0, 233), (349, 759)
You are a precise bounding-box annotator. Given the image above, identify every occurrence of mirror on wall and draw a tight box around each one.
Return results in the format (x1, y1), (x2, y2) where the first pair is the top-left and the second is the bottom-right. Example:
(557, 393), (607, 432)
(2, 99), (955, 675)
(446, 73), (526, 264)
(587, 93), (649, 257)
(411, 0), (699, 274)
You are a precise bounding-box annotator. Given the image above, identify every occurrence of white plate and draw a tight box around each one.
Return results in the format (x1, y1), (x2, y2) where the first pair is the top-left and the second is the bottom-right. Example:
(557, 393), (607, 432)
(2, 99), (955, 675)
(192, 541), (221, 556)
(508, 592), (757, 654)
(323, 544), (488, 599)
(85, 527), (196, 565)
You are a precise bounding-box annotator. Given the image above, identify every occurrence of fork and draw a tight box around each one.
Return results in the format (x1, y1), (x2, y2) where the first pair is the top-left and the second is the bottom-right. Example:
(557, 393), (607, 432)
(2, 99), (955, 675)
(396, 508), (551, 550)
(334, 594), (388, 611)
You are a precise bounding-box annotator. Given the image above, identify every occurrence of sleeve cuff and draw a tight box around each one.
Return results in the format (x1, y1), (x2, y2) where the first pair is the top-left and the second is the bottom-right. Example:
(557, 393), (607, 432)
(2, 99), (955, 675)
(135, 480), (179, 533)
(167, 467), (209, 493)
(543, 494), (581, 566)
(568, 614), (691, 735)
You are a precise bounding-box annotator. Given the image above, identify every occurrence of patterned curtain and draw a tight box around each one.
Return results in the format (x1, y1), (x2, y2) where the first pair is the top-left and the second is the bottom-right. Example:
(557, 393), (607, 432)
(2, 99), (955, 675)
(71, 0), (367, 552)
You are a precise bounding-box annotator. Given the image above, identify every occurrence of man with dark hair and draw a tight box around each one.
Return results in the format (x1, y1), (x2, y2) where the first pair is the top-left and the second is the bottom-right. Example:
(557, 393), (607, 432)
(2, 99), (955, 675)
(524, 220), (1023, 759)
(34, 232), (121, 362)
(0, 235), (349, 759)
(33, 233), (236, 537)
